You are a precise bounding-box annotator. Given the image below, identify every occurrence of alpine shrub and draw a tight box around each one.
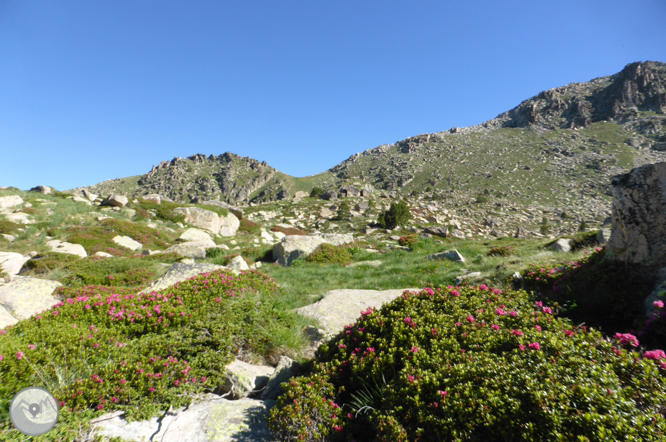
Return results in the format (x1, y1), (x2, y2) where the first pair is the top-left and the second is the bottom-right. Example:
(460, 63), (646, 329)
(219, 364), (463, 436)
(486, 246), (513, 257)
(377, 200), (411, 230)
(267, 285), (666, 441)
(398, 234), (419, 248)
(310, 187), (324, 198)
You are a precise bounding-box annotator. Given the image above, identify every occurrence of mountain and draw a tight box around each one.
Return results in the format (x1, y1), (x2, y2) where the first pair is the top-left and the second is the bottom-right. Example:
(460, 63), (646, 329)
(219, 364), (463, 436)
(69, 61), (666, 212)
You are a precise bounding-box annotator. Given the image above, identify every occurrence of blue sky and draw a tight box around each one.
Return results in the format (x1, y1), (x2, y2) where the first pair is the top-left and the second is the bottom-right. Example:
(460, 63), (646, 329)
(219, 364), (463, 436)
(1, 1), (665, 191)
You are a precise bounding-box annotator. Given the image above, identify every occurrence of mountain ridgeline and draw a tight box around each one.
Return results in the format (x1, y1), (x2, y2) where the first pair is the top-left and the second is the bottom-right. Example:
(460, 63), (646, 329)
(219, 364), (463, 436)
(72, 61), (666, 210)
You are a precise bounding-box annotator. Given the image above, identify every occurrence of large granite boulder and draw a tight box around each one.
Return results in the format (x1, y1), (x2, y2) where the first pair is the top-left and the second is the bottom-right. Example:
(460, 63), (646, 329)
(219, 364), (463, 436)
(262, 356), (300, 401)
(0, 276), (61, 328)
(174, 207), (240, 236)
(101, 194), (129, 208)
(294, 288), (420, 337)
(163, 239), (217, 258)
(139, 262), (233, 295)
(202, 200), (244, 220)
(112, 235), (143, 251)
(603, 162), (666, 271)
(90, 395), (276, 442)
(0, 195), (23, 209)
(272, 233), (354, 266)
(29, 186), (53, 194)
(220, 360), (274, 400)
(426, 249), (466, 263)
(550, 238), (572, 253)
(0, 252), (31, 277)
(179, 228), (212, 242)
(45, 240), (88, 258)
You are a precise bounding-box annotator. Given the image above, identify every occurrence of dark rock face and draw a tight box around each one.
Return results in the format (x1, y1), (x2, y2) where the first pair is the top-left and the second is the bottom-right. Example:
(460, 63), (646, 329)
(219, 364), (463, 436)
(603, 162), (666, 272)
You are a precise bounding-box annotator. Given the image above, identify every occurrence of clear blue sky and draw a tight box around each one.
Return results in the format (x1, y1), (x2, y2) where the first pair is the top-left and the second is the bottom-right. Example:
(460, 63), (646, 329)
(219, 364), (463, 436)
(1, 1), (665, 191)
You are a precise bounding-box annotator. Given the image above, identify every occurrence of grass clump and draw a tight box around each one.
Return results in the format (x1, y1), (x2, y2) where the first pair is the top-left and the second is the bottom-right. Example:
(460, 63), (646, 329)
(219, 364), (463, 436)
(132, 201), (187, 224)
(0, 269), (305, 438)
(65, 218), (171, 256)
(267, 285), (666, 441)
(0, 220), (20, 235)
(238, 218), (261, 234)
(486, 245), (514, 257)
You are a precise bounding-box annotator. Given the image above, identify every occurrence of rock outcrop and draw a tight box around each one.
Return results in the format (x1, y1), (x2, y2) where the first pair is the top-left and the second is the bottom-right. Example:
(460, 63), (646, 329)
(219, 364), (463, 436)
(272, 233), (354, 266)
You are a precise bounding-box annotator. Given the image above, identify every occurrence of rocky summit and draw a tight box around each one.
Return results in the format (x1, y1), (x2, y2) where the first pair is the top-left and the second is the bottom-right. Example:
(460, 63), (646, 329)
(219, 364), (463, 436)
(2, 61), (666, 441)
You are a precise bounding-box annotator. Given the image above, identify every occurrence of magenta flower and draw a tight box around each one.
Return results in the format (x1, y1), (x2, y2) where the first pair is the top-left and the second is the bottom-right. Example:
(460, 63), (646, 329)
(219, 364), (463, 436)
(535, 325), (542, 331)
(451, 290), (460, 297)
(438, 390), (448, 397)
(509, 311), (518, 317)
(519, 344), (526, 351)
(511, 329), (523, 337)
(491, 324), (500, 331)
(495, 308), (507, 316)
(411, 346), (419, 353)
(407, 375), (415, 383)
(565, 330), (574, 337)
(120, 379), (126, 385)
(404, 317), (412, 324)
(615, 333), (639, 348)
(542, 307), (553, 315)
(455, 322), (462, 327)
(654, 300), (664, 309)
(112, 397), (119, 403)
(466, 315), (475, 323)
(28, 344), (35, 350)
(16, 352), (24, 360)
(479, 284), (488, 290)
(644, 350), (666, 360)
(528, 342), (541, 350)
(0, 355), (3, 361)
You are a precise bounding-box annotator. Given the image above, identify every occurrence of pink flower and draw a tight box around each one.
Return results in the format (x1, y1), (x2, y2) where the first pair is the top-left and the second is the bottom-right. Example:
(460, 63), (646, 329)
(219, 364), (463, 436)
(451, 290), (460, 297)
(511, 329), (523, 337)
(431, 328), (437, 336)
(528, 342), (541, 350)
(0, 355), (3, 361)
(654, 300), (664, 309)
(491, 324), (500, 331)
(112, 397), (118, 403)
(0, 330), (5, 335)
(411, 346), (419, 353)
(455, 322), (462, 327)
(565, 330), (574, 337)
(334, 425), (343, 432)
(509, 311), (518, 317)
(534, 301), (543, 308)
(644, 350), (666, 360)
(518, 344), (526, 351)
(535, 325), (542, 331)
(404, 317), (412, 325)
(542, 307), (553, 315)
(28, 344), (35, 350)
(466, 315), (475, 323)
(120, 379), (126, 385)
(438, 390), (448, 397)
(495, 308), (507, 316)
(479, 284), (488, 290)
(149, 387), (156, 393)
(16, 352), (24, 360)
(615, 333), (639, 348)
(407, 375), (415, 383)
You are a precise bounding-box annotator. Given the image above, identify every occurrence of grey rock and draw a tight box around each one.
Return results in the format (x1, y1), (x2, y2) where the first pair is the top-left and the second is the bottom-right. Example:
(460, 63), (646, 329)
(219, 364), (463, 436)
(29, 186), (53, 194)
(46, 240), (88, 258)
(1, 234), (16, 243)
(515, 227), (529, 239)
(90, 395), (276, 442)
(454, 272), (483, 285)
(550, 238), (572, 253)
(180, 228), (212, 242)
(94, 252), (113, 258)
(0, 276), (61, 326)
(423, 226), (449, 238)
(346, 260), (383, 268)
(427, 249), (466, 263)
(220, 359), (274, 400)
(139, 262), (234, 294)
(596, 228), (612, 245)
(262, 357), (301, 400)
(449, 229), (466, 239)
(0, 195), (23, 209)
(294, 288), (420, 336)
(101, 194), (129, 208)
(0, 252), (31, 276)
(227, 255), (250, 272)
(112, 235), (143, 251)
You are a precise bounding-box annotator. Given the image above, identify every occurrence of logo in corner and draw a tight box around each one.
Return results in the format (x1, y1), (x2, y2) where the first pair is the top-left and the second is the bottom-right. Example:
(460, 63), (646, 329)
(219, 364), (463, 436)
(9, 387), (59, 436)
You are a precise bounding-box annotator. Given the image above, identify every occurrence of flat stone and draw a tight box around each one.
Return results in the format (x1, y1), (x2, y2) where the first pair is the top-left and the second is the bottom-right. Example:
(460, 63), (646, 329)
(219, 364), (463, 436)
(112, 235), (143, 251)
(550, 238), (572, 253)
(90, 396), (276, 442)
(346, 260), (383, 268)
(454, 272), (483, 285)
(47, 241), (87, 258)
(227, 255), (249, 272)
(294, 288), (420, 336)
(0, 252), (31, 276)
(139, 262), (234, 295)
(101, 194), (129, 208)
(3, 212), (33, 224)
(180, 228), (212, 242)
(0, 276), (61, 321)
(1, 234), (15, 243)
(449, 230), (466, 239)
(94, 252), (113, 258)
(426, 249), (466, 263)
(0, 195), (23, 209)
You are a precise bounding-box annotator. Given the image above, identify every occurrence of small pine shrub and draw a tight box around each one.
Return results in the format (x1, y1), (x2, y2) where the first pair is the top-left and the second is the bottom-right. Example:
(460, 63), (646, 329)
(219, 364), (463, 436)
(539, 216), (550, 235)
(333, 201), (351, 221)
(561, 211), (569, 219)
(310, 187), (324, 198)
(476, 195), (488, 204)
(377, 200), (411, 230)
(486, 245), (513, 257)
(267, 285), (666, 441)
(578, 220), (588, 232)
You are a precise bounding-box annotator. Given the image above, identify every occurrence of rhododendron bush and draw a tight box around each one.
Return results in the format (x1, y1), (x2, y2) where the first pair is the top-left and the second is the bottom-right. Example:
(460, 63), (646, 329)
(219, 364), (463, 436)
(0, 269), (291, 424)
(268, 284), (666, 441)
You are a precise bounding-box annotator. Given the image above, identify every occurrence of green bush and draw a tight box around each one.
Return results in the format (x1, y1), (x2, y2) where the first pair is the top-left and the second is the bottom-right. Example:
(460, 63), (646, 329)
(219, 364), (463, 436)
(333, 201), (351, 221)
(133, 201), (186, 224)
(310, 187), (324, 198)
(268, 285), (666, 441)
(539, 217), (550, 235)
(271, 225), (308, 236)
(578, 220), (588, 232)
(476, 195), (488, 204)
(377, 200), (411, 230)
(307, 244), (353, 266)
(398, 234), (419, 248)
(0, 269), (295, 433)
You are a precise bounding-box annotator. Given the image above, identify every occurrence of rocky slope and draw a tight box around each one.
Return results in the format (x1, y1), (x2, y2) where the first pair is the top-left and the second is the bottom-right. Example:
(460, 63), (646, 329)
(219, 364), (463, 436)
(68, 61), (666, 217)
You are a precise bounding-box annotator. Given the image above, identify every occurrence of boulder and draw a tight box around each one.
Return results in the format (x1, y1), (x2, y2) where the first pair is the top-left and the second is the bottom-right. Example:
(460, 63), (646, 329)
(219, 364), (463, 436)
(260, 231), (274, 243)
(346, 260), (383, 268)
(321, 190), (338, 201)
(596, 228), (612, 245)
(1, 234), (15, 243)
(515, 226), (529, 239)
(141, 194), (162, 204)
(112, 236), (143, 251)
(174, 207), (240, 236)
(201, 200), (244, 220)
(293, 191), (309, 200)
(423, 226), (448, 238)
(89, 395), (276, 442)
(71, 196), (92, 205)
(426, 249), (466, 263)
(319, 208), (335, 218)
(262, 357), (301, 400)
(3, 212), (33, 224)
(0, 195), (23, 209)
(603, 162), (666, 271)
(163, 241), (215, 259)
(550, 238), (572, 253)
(0, 252), (31, 276)
(29, 186), (53, 194)
(101, 194), (129, 208)
(294, 288), (420, 336)
(45, 240), (87, 258)
(227, 255), (250, 272)
(179, 228), (212, 242)
(94, 252), (113, 258)
(0, 276), (61, 327)
(0, 305), (18, 329)
(449, 229), (466, 239)
(139, 262), (232, 295)
(454, 272), (483, 285)
(273, 234), (354, 266)
(220, 360), (274, 400)
(82, 189), (98, 202)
